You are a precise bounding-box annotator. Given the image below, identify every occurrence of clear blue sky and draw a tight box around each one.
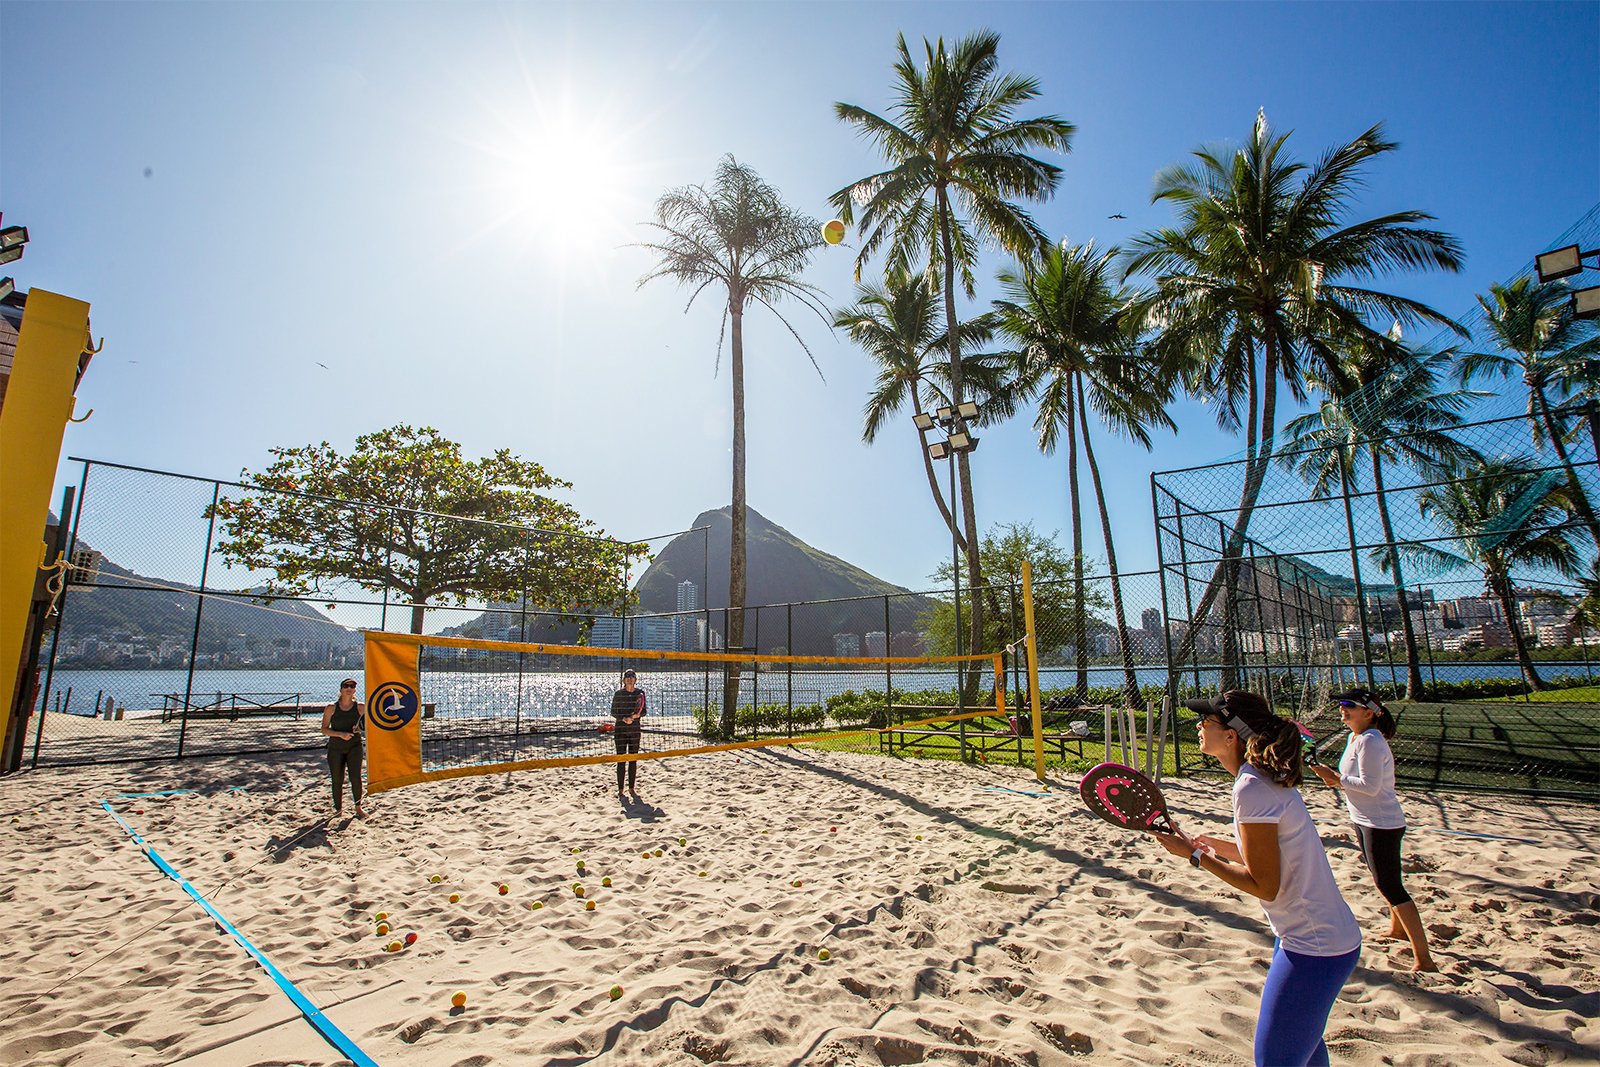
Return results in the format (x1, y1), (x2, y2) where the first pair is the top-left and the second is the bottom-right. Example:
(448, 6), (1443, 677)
(5, 1), (1596, 601)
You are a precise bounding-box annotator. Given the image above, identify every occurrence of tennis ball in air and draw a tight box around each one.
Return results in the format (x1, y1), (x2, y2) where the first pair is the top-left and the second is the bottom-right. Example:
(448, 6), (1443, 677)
(497, 884), (509, 895)
(449, 893), (460, 903)
(609, 984), (624, 1001)
(585, 900), (597, 911)
(818, 949), (831, 961)
(601, 877), (612, 887)
(822, 219), (846, 245)
(405, 932), (418, 946)
(451, 991), (467, 1008)
(430, 874), (442, 883)
(376, 923), (390, 936)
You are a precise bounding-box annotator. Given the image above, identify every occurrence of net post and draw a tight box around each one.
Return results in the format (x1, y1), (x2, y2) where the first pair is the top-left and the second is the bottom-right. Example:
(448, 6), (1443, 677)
(1021, 561), (1047, 783)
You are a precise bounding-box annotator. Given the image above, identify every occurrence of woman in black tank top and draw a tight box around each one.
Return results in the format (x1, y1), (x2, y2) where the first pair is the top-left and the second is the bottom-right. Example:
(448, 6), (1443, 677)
(322, 679), (366, 818)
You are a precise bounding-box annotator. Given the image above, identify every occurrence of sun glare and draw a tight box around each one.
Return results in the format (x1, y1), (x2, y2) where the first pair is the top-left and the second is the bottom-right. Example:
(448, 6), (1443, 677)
(480, 105), (639, 260)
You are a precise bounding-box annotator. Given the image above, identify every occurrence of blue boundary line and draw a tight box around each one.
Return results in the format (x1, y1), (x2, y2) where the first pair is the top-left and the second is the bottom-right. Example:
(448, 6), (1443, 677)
(100, 798), (381, 1067)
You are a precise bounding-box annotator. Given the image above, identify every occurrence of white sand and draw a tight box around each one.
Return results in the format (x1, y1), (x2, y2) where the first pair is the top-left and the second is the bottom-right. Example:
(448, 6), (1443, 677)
(1, 747), (1595, 1066)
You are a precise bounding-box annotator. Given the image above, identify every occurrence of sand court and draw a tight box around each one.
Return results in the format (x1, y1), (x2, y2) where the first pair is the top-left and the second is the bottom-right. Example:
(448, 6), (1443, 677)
(1, 747), (1596, 1066)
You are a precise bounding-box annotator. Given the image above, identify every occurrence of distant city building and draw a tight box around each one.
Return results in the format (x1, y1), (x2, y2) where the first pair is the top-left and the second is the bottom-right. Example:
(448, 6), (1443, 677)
(891, 631), (922, 656)
(833, 633), (860, 657)
(589, 615), (677, 652)
(1142, 608), (1162, 635)
(677, 580), (699, 612)
(863, 631), (887, 657)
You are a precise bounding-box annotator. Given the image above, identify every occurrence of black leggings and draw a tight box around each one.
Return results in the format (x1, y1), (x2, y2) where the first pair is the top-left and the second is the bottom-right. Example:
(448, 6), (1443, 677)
(615, 735), (640, 791)
(1353, 823), (1410, 906)
(328, 740), (364, 810)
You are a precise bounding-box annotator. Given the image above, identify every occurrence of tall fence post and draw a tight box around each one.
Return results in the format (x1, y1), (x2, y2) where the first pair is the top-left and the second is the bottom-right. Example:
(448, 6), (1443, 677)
(178, 481), (223, 760)
(1337, 465), (1378, 691)
(32, 468), (88, 769)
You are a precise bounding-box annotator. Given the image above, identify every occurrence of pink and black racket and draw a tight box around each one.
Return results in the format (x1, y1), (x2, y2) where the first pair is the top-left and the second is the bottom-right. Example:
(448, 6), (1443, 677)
(1078, 762), (1177, 835)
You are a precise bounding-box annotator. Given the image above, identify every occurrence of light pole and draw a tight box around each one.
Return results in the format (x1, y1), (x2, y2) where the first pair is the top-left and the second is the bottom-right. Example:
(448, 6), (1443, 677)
(914, 400), (980, 706)
(1536, 244), (1600, 319)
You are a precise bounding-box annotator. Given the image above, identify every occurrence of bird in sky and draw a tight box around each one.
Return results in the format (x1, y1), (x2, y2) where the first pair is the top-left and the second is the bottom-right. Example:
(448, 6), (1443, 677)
(1108, 213), (1126, 219)
(315, 361), (329, 369)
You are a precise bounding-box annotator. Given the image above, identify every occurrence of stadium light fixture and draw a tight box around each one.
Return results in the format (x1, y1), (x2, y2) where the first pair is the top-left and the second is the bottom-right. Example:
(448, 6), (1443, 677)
(912, 411), (935, 431)
(949, 429), (975, 452)
(956, 400), (979, 420)
(0, 246), (22, 267)
(1575, 284), (1600, 320)
(1536, 244), (1587, 283)
(0, 225), (26, 251)
(0, 278), (12, 302)
(927, 438), (950, 461)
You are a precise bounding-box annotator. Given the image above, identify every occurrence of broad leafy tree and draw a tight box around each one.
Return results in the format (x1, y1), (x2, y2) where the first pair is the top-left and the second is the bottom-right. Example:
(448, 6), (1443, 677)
(1125, 112), (1463, 683)
(1459, 275), (1600, 550)
(1281, 337), (1483, 698)
(831, 30), (1074, 667)
(1416, 458), (1583, 691)
(639, 155), (827, 737)
(994, 241), (1173, 707)
(210, 425), (642, 634)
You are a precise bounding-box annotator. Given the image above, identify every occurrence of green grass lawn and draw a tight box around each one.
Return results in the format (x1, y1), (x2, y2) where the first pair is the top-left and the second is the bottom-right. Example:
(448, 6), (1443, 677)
(1482, 685), (1600, 703)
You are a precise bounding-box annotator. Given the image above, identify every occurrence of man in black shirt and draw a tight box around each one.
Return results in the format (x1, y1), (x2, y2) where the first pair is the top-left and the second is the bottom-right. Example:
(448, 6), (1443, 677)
(609, 669), (646, 797)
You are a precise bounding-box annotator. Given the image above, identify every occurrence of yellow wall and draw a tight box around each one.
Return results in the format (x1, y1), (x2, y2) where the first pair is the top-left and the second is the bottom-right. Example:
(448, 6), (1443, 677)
(0, 290), (91, 764)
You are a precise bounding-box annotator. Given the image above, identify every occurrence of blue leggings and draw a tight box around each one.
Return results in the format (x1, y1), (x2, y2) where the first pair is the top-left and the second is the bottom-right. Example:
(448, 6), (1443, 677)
(1255, 941), (1359, 1066)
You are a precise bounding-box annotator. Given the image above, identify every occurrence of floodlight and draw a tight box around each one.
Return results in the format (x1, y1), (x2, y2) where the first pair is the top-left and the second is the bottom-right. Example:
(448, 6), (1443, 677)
(912, 412), (935, 431)
(927, 439), (950, 460)
(1536, 245), (1584, 283)
(1574, 285), (1600, 320)
(0, 278), (11, 301)
(0, 226), (27, 251)
(935, 405), (954, 421)
(949, 430), (974, 452)
(0, 246), (21, 267)
(956, 400), (979, 419)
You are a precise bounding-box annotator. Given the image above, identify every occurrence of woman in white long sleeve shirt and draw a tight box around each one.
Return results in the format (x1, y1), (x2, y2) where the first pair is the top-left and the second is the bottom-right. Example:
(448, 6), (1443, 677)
(1310, 687), (1436, 972)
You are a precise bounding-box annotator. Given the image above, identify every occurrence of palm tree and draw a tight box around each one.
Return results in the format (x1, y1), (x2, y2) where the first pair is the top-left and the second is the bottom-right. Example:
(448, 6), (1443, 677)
(1280, 336), (1483, 699)
(831, 30), (1074, 665)
(1458, 276), (1600, 550)
(1417, 458), (1585, 691)
(993, 241), (1174, 709)
(1124, 111), (1463, 685)
(835, 269), (1008, 555)
(638, 155), (827, 737)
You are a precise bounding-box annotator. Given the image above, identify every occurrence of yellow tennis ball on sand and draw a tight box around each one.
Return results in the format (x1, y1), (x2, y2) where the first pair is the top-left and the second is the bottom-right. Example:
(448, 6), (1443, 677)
(430, 874), (442, 883)
(586, 900), (597, 911)
(602, 877), (612, 887)
(376, 923), (389, 936)
(818, 949), (831, 961)
(822, 219), (846, 245)
(609, 984), (624, 1001)
(374, 912), (388, 922)
(449, 893), (460, 903)
(451, 991), (467, 1008)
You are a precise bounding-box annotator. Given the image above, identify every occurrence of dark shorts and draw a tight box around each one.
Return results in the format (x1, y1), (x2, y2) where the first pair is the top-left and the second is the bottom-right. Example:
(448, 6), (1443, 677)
(1352, 823), (1410, 906)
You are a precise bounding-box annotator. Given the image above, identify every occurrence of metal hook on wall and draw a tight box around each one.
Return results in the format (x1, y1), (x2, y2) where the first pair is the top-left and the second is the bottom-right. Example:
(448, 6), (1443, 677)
(69, 406), (94, 423)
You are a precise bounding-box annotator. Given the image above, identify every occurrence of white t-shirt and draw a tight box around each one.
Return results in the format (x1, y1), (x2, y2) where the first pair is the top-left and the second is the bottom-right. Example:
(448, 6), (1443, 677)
(1232, 764), (1362, 957)
(1337, 729), (1406, 830)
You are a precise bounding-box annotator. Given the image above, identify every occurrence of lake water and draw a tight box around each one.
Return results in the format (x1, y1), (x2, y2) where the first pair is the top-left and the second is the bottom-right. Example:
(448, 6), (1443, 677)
(38, 658), (1596, 720)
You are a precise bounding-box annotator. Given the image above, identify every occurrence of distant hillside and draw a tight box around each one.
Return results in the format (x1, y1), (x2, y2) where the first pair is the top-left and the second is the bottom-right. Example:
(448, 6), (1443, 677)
(633, 506), (937, 655)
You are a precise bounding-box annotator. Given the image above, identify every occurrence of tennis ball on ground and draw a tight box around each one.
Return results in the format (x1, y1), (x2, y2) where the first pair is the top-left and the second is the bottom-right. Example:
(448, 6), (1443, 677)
(609, 984), (624, 1001)
(585, 900), (597, 911)
(830, 826), (837, 832)
(653, 848), (663, 857)
(698, 871), (708, 878)
(641, 851), (651, 859)
(818, 949), (831, 961)
(571, 847), (582, 854)
(374, 911), (388, 922)
(498, 884), (509, 895)
(405, 932), (418, 946)
(822, 219), (846, 245)
(791, 879), (803, 888)
(601, 876), (612, 887)
(575, 886), (586, 898)
(451, 991), (467, 1008)
(677, 837), (686, 846)
(915, 834), (923, 841)
(376, 923), (390, 936)
(449, 893), (460, 903)
(530, 900), (544, 910)
(430, 874), (442, 883)
(387, 940), (403, 952)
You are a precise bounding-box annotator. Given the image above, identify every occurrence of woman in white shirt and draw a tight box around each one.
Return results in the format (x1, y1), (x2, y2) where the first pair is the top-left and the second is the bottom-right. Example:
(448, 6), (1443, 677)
(1154, 690), (1361, 1067)
(1310, 687), (1436, 972)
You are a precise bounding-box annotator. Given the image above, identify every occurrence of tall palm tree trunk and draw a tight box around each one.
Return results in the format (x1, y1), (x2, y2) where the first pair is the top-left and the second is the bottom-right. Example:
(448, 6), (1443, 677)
(1078, 377), (1146, 711)
(1066, 374), (1088, 697)
(937, 185), (984, 694)
(1489, 567), (1545, 691)
(722, 304), (747, 737)
(1371, 451), (1426, 699)
(1534, 389), (1600, 548)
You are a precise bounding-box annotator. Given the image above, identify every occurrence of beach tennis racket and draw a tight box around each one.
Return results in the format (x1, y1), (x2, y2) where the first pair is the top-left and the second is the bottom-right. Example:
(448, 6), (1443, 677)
(1293, 720), (1319, 765)
(1078, 762), (1177, 835)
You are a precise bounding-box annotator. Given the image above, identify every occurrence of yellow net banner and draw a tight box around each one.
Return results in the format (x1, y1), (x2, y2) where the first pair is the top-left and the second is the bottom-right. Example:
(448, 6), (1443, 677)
(364, 632), (423, 790)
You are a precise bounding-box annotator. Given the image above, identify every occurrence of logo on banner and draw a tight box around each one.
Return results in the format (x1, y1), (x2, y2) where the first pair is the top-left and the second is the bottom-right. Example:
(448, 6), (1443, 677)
(368, 681), (420, 730)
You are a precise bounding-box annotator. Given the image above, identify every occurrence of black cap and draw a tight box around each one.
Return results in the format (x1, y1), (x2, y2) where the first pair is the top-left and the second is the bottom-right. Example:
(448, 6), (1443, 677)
(1182, 693), (1256, 740)
(1330, 687), (1384, 711)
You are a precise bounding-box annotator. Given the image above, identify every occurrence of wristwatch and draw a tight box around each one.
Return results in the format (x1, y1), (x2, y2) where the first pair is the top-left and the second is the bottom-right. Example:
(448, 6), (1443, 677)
(1189, 847), (1205, 868)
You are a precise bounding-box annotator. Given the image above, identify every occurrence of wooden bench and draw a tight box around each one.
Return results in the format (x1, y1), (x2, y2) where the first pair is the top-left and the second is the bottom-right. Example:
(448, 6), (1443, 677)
(878, 704), (1096, 764)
